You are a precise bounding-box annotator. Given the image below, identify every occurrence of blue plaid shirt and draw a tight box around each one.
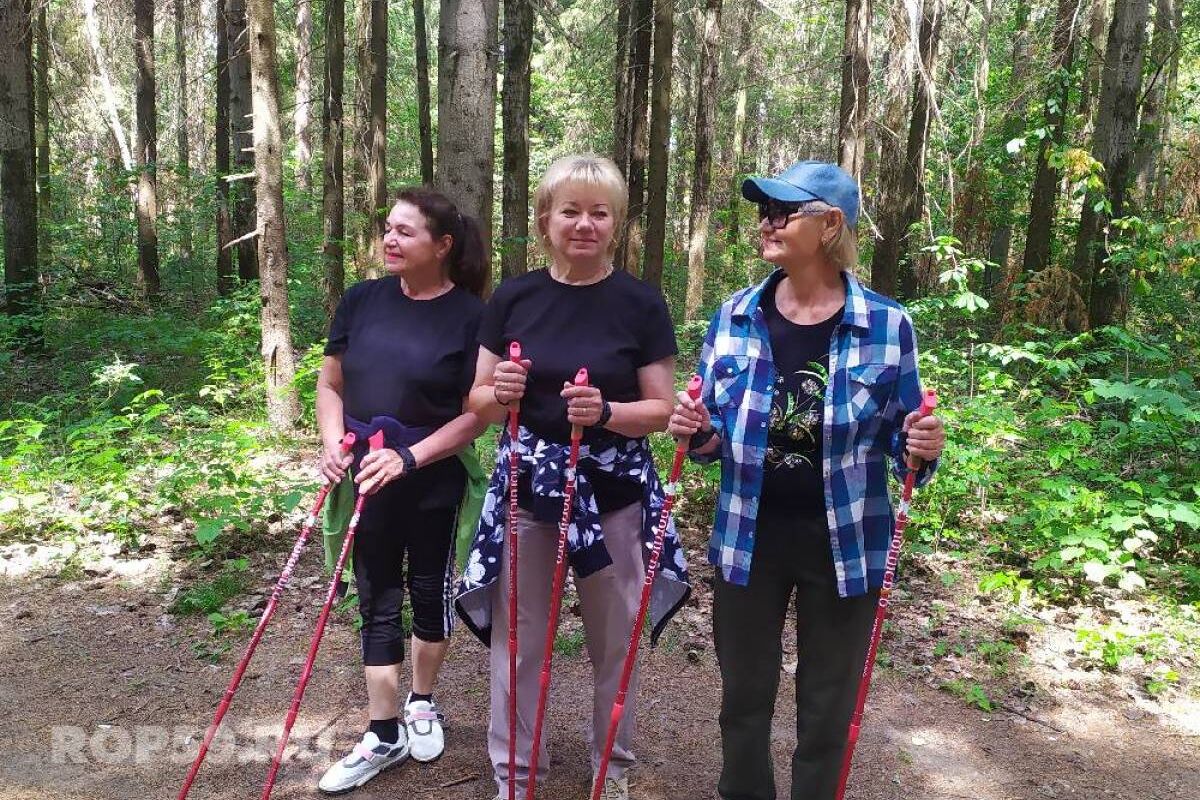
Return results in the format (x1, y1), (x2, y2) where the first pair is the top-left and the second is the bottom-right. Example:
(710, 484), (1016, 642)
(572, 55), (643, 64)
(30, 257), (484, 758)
(693, 269), (936, 597)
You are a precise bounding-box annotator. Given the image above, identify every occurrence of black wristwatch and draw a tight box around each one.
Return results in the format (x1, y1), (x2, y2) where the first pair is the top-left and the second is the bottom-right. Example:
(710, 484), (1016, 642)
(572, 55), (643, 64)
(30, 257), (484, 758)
(596, 400), (613, 428)
(393, 446), (417, 475)
(688, 428), (716, 451)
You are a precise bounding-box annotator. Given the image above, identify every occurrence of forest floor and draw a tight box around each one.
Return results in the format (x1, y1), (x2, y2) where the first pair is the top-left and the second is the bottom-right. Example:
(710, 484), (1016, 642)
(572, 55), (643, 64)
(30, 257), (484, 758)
(2, 489), (1198, 800)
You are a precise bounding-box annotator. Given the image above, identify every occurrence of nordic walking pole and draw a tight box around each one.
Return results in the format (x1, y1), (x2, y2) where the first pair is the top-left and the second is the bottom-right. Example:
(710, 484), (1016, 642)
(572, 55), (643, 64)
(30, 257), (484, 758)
(260, 429), (386, 800)
(176, 432), (357, 800)
(834, 389), (938, 800)
(590, 375), (703, 800)
(505, 340), (522, 800)
(525, 367), (589, 800)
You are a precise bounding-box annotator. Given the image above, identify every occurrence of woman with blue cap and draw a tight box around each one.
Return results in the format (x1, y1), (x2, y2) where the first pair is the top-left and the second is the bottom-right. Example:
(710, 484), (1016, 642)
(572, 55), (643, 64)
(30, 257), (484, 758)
(668, 160), (946, 799)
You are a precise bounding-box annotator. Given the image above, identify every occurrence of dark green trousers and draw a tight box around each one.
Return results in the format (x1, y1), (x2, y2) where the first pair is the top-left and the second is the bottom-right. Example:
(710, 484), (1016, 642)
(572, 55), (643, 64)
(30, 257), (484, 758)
(713, 511), (880, 800)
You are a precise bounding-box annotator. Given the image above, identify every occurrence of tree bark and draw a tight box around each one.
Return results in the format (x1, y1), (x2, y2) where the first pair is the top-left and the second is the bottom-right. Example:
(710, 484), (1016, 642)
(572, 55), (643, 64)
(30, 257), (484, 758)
(683, 0), (722, 319)
(323, 0), (346, 316)
(725, 0), (758, 246)
(870, 0), (941, 299)
(1132, 0), (1176, 203)
(612, 0), (632, 175)
(35, 0), (49, 263)
(985, 0), (1030, 277)
(1020, 0), (1079, 277)
(247, 0), (301, 428)
(413, 0), (434, 184)
(837, 0), (871, 182)
(1079, 0), (1110, 126)
(82, 0), (133, 171)
(1, 0), (40, 344)
(641, 0), (673, 288)
(501, 0), (532, 280)
(228, 0), (259, 281)
(1152, 0), (1182, 205)
(869, 0), (914, 292)
(1073, 0), (1150, 328)
(617, 0), (652, 274)
(364, 0), (387, 273)
(134, 0), (161, 298)
(437, 0), (499, 286)
(295, 0), (314, 191)
(215, 0), (235, 295)
(174, 0), (192, 263)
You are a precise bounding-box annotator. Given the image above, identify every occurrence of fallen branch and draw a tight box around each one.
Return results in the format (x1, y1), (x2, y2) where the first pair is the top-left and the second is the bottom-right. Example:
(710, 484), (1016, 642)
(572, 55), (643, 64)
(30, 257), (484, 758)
(438, 773), (479, 789)
(223, 171), (257, 183)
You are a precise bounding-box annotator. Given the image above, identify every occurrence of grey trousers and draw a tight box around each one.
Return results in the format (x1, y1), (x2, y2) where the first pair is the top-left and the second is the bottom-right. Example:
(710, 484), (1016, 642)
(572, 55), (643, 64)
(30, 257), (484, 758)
(714, 511), (880, 800)
(488, 503), (645, 798)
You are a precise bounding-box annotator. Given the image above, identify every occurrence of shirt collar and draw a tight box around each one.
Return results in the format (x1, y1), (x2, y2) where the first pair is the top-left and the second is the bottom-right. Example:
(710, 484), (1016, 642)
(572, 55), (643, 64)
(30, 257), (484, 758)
(731, 269), (870, 332)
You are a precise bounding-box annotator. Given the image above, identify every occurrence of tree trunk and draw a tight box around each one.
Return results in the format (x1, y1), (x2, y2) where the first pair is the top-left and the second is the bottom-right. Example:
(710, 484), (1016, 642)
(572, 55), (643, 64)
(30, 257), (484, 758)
(725, 0), (759, 247)
(1152, 0), (1182, 205)
(870, 0), (941, 299)
(612, 0), (632, 174)
(215, 0), (235, 295)
(868, 0), (914, 292)
(641, 0), (673, 288)
(1073, 0), (1150, 328)
(617, 0), (652, 274)
(1132, 0), (1176, 203)
(1020, 0), (1079, 277)
(365, 0), (387, 273)
(35, 0), (49, 263)
(1079, 0), (1110, 125)
(985, 0), (1030, 278)
(501, 0), (532, 280)
(83, 0), (133, 171)
(134, 0), (161, 298)
(683, 0), (722, 319)
(837, 0), (871, 182)
(228, 0), (259, 281)
(323, 0), (346, 316)
(247, 0), (301, 428)
(295, 0), (314, 191)
(437, 0), (499, 285)
(413, 0), (434, 184)
(174, 0), (192, 263)
(1, 0), (40, 345)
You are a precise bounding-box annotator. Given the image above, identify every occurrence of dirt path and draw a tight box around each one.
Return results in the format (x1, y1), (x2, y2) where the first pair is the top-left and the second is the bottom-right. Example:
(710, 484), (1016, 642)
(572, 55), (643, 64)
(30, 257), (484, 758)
(1, 540), (1196, 800)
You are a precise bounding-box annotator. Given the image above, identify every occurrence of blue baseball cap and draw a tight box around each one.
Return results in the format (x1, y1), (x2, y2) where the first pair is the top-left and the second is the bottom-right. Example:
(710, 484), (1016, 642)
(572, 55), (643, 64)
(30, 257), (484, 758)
(742, 160), (860, 228)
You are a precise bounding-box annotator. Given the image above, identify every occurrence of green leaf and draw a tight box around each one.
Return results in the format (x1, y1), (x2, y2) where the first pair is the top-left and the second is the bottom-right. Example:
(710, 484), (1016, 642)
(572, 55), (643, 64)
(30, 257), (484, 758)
(1170, 504), (1200, 528)
(1059, 546), (1086, 562)
(194, 517), (225, 546)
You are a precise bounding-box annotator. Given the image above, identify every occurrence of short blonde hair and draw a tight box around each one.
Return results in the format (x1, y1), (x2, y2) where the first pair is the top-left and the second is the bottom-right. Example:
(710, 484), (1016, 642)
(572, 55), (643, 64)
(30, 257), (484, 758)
(804, 200), (859, 271)
(533, 155), (629, 256)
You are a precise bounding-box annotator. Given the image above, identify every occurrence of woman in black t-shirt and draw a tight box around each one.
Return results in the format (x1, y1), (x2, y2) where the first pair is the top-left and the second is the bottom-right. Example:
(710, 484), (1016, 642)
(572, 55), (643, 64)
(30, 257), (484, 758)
(462, 155), (683, 800)
(314, 188), (487, 793)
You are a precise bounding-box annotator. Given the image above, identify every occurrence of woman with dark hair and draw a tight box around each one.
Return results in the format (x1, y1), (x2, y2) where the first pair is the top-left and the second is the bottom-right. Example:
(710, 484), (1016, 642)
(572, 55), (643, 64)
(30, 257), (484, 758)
(315, 188), (488, 793)
(669, 161), (946, 800)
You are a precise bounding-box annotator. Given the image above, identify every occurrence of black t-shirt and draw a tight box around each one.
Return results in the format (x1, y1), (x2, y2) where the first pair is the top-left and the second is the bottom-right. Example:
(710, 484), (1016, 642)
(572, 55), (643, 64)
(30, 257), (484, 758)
(478, 268), (678, 511)
(758, 273), (842, 517)
(325, 277), (484, 508)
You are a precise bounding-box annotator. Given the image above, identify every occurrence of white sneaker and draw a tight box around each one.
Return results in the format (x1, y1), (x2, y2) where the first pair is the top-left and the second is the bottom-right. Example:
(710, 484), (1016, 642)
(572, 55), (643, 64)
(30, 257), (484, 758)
(403, 694), (446, 762)
(317, 730), (409, 794)
(596, 773), (628, 800)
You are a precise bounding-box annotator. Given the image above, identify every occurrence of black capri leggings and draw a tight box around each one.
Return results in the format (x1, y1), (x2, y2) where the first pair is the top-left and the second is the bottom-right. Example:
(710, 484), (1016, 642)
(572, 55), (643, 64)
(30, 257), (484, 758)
(352, 482), (457, 666)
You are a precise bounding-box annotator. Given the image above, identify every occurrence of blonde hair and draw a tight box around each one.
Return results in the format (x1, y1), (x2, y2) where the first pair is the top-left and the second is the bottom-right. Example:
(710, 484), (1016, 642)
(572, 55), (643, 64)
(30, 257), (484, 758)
(533, 155), (629, 256)
(804, 200), (859, 272)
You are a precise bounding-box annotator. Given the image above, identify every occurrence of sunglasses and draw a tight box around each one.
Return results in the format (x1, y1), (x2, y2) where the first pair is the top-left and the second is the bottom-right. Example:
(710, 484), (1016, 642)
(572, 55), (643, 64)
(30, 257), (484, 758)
(756, 200), (829, 230)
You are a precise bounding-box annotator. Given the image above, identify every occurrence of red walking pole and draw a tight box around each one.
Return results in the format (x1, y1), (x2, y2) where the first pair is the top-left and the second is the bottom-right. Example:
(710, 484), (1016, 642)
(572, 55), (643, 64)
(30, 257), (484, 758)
(176, 433), (356, 800)
(834, 389), (939, 800)
(259, 429), (386, 799)
(590, 375), (703, 800)
(505, 340), (522, 800)
(525, 367), (589, 800)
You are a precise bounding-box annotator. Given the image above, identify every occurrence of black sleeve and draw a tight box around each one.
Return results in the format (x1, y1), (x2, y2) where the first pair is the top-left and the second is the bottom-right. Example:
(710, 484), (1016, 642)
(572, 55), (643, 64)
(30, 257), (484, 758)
(476, 284), (511, 358)
(636, 287), (679, 367)
(460, 310), (483, 394)
(323, 283), (361, 356)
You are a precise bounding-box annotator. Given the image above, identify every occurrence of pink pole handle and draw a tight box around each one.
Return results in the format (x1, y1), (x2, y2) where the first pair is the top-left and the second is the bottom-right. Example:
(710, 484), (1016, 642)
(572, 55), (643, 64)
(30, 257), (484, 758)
(686, 374), (702, 402)
(574, 367), (589, 387)
(509, 340), (522, 362)
(340, 432), (357, 451)
(918, 389), (938, 417)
